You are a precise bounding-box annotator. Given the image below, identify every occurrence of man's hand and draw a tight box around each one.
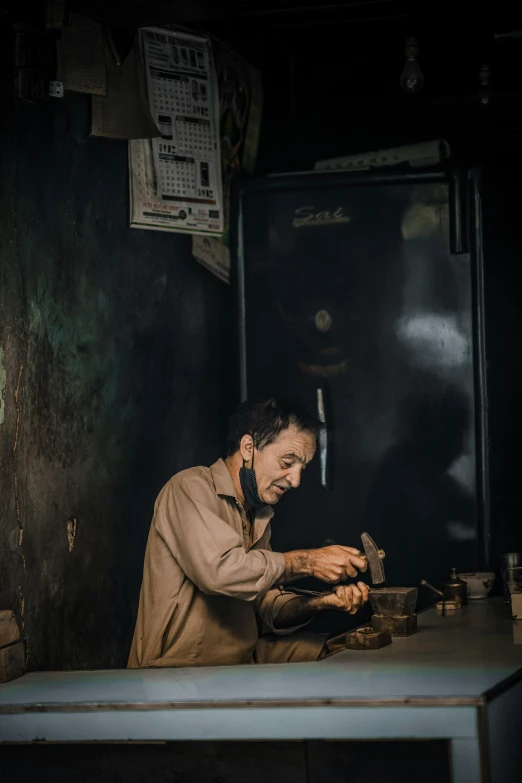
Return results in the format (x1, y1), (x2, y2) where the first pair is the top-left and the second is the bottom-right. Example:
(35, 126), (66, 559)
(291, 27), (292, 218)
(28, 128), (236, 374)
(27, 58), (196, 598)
(273, 582), (370, 629)
(281, 545), (367, 585)
(309, 545), (368, 583)
(317, 582), (370, 614)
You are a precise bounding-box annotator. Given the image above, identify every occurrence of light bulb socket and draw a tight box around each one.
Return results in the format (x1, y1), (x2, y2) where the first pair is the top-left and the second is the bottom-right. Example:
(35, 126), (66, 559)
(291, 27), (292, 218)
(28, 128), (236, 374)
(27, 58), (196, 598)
(404, 37), (419, 58)
(479, 63), (491, 86)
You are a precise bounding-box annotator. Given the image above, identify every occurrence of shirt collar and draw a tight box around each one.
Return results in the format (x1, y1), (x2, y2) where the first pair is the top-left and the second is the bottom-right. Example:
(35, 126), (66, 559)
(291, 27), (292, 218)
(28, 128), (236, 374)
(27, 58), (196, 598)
(210, 458), (274, 522)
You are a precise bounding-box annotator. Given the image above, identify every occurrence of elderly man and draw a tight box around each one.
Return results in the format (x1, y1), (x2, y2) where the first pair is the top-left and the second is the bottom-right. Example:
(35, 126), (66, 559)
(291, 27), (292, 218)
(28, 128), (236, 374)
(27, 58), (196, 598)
(128, 397), (371, 668)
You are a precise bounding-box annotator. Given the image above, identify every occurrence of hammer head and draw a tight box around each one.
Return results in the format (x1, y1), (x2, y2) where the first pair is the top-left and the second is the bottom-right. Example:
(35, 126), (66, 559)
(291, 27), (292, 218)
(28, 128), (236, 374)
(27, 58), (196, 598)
(361, 532), (386, 585)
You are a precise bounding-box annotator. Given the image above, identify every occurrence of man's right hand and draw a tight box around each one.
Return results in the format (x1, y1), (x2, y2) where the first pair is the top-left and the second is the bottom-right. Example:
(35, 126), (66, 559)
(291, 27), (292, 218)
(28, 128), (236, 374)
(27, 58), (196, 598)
(281, 545), (368, 585)
(308, 545), (368, 583)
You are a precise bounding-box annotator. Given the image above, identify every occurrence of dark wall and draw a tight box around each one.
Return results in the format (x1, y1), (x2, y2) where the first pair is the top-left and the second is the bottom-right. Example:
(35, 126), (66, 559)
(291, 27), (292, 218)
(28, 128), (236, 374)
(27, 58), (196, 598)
(216, 3), (522, 572)
(481, 167), (522, 561)
(249, 52), (522, 572)
(0, 93), (236, 671)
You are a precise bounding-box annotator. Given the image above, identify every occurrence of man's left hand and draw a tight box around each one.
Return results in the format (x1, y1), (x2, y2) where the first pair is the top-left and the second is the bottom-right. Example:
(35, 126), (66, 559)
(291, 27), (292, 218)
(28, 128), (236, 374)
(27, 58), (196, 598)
(318, 582), (370, 614)
(273, 582), (370, 628)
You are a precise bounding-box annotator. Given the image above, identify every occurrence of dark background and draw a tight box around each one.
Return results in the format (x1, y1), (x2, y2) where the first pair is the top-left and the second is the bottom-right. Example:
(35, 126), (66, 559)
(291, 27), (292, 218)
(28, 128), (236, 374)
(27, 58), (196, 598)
(0, 0), (521, 672)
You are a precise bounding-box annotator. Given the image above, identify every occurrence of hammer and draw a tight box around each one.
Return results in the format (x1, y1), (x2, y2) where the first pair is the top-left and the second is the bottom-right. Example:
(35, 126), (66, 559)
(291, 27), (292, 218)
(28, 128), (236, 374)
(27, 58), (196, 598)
(322, 533), (386, 585)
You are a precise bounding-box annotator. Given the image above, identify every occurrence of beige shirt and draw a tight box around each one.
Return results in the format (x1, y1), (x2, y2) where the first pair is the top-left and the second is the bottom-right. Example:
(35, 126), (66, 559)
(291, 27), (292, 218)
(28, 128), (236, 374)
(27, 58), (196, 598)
(128, 459), (307, 668)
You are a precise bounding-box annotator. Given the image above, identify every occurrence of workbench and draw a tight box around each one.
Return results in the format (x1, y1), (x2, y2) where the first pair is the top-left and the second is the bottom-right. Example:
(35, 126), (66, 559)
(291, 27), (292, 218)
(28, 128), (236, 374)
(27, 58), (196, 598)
(1, 599), (521, 783)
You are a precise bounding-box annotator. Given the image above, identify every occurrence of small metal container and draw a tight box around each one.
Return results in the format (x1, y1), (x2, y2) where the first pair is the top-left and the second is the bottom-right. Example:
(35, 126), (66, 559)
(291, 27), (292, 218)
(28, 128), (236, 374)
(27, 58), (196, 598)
(444, 567), (469, 606)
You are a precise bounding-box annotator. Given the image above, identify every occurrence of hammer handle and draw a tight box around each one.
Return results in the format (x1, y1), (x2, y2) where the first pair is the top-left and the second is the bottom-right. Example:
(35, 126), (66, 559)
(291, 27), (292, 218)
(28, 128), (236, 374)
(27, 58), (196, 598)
(361, 549), (385, 562)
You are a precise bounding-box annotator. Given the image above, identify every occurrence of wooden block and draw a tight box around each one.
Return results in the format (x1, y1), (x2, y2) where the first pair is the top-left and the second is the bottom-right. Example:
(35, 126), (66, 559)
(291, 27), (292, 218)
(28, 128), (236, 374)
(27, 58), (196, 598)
(0, 641), (26, 683)
(0, 610), (20, 648)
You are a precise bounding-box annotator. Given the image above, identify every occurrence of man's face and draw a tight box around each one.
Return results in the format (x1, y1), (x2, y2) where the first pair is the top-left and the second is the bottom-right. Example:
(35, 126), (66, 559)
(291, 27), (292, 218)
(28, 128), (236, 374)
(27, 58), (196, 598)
(246, 424), (316, 505)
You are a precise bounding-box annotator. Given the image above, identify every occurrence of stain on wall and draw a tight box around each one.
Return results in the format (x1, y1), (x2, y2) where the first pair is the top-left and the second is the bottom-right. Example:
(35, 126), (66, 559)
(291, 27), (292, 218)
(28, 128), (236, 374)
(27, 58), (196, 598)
(0, 345), (6, 425)
(0, 93), (237, 671)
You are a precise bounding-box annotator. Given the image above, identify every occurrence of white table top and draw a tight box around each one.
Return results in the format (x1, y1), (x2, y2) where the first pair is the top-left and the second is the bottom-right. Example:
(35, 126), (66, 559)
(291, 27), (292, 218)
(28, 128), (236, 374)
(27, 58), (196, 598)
(1, 599), (521, 712)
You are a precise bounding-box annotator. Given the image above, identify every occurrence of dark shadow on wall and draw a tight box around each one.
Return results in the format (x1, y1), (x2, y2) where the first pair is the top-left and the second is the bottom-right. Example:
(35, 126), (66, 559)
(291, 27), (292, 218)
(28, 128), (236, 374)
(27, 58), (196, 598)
(362, 386), (477, 600)
(120, 322), (238, 665)
(0, 91), (237, 671)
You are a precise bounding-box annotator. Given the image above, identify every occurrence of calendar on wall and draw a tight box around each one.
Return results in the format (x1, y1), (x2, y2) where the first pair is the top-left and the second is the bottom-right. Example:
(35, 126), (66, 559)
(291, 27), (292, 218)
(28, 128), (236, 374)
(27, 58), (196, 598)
(129, 28), (223, 235)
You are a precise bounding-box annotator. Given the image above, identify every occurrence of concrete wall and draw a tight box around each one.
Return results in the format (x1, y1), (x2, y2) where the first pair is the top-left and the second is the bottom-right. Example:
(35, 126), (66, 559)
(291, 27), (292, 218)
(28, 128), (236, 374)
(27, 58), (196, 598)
(0, 93), (236, 671)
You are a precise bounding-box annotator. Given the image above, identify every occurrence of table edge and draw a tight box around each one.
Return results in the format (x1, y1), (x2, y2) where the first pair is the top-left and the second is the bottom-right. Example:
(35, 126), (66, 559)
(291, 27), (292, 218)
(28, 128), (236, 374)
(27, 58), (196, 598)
(0, 696), (485, 714)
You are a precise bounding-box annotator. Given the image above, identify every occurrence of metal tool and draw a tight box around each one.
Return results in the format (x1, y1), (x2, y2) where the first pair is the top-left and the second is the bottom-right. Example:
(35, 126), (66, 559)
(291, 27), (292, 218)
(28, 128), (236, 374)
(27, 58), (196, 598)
(344, 626), (392, 650)
(420, 579), (446, 616)
(320, 626), (392, 657)
(322, 533), (385, 585)
(420, 567), (468, 616)
(283, 532), (385, 597)
(361, 532), (386, 585)
(360, 535), (418, 636)
(369, 587), (418, 636)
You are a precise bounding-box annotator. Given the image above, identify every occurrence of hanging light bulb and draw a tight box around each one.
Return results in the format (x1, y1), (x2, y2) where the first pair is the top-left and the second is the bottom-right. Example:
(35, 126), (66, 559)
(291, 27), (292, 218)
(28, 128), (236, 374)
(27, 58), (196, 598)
(400, 37), (425, 94)
(477, 63), (492, 106)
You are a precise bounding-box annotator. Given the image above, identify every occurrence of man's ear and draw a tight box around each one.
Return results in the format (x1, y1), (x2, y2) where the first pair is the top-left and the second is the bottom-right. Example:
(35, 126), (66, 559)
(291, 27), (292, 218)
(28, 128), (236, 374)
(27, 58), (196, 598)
(239, 434), (254, 464)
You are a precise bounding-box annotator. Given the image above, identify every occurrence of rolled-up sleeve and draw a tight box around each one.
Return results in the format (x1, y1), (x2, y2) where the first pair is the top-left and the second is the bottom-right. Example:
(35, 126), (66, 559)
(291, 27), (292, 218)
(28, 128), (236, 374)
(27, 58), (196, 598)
(254, 522), (313, 636)
(255, 587), (313, 636)
(154, 474), (285, 600)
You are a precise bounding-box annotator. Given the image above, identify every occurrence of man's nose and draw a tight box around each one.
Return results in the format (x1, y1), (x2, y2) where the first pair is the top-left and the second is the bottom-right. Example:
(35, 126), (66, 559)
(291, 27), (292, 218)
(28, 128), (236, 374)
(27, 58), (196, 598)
(286, 467), (302, 489)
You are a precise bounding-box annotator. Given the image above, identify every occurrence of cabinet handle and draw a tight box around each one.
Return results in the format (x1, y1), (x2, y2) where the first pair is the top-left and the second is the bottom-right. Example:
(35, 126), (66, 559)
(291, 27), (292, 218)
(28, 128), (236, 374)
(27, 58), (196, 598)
(317, 388), (328, 491)
(449, 172), (467, 255)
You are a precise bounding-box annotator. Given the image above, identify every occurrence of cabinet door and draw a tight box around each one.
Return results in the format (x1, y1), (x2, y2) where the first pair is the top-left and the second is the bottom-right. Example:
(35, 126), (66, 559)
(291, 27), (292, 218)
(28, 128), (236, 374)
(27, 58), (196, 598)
(240, 175), (479, 589)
